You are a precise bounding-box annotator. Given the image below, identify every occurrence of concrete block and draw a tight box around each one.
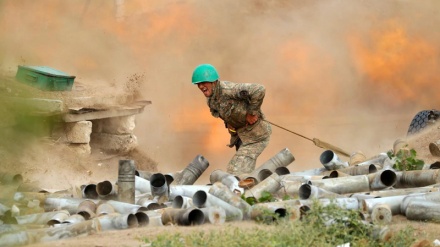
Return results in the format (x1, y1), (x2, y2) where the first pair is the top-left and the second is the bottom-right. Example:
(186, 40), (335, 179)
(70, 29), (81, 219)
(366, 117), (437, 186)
(65, 121), (92, 144)
(92, 115), (136, 134)
(68, 143), (91, 156)
(90, 133), (138, 154)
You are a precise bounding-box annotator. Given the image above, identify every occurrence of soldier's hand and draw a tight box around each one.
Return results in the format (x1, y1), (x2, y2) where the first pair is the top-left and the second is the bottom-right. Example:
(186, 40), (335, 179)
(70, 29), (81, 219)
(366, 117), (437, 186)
(246, 114), (258, 125)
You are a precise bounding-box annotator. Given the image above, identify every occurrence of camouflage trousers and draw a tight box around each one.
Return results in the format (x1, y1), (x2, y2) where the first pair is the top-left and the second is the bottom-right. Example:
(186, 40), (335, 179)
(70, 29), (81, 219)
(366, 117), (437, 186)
(226, 136), (270, 176)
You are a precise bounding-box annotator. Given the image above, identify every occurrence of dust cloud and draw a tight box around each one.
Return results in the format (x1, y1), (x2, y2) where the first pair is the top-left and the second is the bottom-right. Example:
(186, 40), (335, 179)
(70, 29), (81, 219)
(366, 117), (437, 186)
(1, 1), (440, 184)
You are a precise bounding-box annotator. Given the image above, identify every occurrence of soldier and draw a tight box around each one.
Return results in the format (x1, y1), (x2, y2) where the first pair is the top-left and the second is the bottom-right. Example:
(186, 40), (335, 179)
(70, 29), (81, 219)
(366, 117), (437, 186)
(192, 64), (272, 175)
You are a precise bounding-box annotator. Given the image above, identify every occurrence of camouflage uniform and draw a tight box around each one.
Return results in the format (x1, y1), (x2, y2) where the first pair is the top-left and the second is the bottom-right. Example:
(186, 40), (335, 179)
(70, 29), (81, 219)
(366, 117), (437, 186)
(207, 80), (272, 175)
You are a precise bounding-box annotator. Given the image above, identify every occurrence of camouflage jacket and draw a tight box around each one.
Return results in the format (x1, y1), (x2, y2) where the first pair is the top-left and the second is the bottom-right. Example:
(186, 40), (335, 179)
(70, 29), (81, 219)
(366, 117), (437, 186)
(207, 81), (271, 144)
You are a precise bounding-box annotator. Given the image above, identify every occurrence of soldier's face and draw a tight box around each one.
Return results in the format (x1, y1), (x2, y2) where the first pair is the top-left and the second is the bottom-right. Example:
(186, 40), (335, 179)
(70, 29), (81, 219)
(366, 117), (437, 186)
(197, 81), (215, 97)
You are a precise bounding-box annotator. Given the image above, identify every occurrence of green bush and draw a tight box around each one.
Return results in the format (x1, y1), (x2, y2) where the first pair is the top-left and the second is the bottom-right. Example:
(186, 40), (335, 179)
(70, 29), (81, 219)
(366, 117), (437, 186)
(387, 148), (424, 171)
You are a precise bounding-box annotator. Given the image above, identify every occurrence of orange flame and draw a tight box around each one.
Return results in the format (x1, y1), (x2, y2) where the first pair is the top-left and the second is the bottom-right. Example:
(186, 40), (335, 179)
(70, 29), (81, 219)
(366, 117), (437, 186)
(349, 19), (440, 107)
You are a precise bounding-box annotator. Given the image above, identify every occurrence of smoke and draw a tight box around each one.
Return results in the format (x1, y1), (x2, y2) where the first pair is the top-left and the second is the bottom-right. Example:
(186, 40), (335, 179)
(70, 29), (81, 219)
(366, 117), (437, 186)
(1, 0), (440, 183)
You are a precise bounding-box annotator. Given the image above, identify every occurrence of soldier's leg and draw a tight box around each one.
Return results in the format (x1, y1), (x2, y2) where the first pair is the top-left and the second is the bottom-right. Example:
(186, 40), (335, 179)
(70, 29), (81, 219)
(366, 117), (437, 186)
(226, 138), (270, 175)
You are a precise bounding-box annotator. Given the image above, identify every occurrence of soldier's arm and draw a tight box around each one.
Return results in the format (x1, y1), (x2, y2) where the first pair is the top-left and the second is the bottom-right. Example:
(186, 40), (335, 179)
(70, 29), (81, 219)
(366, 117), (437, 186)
(233, 83), (266, 116)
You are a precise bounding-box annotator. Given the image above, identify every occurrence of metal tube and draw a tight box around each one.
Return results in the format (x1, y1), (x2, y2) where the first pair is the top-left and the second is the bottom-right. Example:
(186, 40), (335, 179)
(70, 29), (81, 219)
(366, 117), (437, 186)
(255, 147), (295, 172)
(288, 167), (328, 176)
(321, 170), (350, 178)
(0, 218), (101, 246)
(381, 158), (395, 170)
(76, 200), (97, 220)
(424, 161), (440, 169)
(429, 140), (440, 157)
(199, 206), (226, 224)
(275, 166), (290, 176)
(96, 180), (117, 200)
(366, 186), (440, 198)
(135, 176), (152, 194)
(368, 170), (397, 190)
(257, 169), (273, 182)
(161, 208), (205, 226)
(150, 173), (169, 203)
(210, 169), (238, 183)
(209, 182), (252, 220)
(394, 169), (440, 188)
(336, 164), (377, 176)
(221, 176), (244, 194)
(173, 155), (210, 185)
(244, 173), (282, 201)
(81, 184), (98, 199)
(142, 210), (163, 226)
(309, 175), (370, 194)
(135, 211), (149, 227)
(136, 197), (164, 210)
(276, 180), (304, 198)
(355, 153), (389, 168)
(97, 213), (138, 230)
(298, 184), (344, 200)
(135, 170), (153, 180)
(192, 190), (243, 221)
(164, 174), (175, 187)
(210, 170), (242, 194)
(62, 214), (86, 224)
(393, 138), (409, 155)
(96, 202), (116, 216)
(405, 200), (440, 221)
(361, 195), (408, 214)
(105, 200), (148, 214)
(169, 185), (211, 200)
(371, 204), (392, 225)
(44, 198), (93, 214)
(281, 174), (324, 182)
(320, 150), (349, 170)
(349, 193), (377, 201)
(118, 159), (136, 204)
(238, 174), (258, 186)
(47, 211), (70, 226)
(349, 151), (367, 166)
(172, 195), (193, 209)
(400, 191), (440, 215)
(245, 147), (295, 182)
(15, 210), (70, 225)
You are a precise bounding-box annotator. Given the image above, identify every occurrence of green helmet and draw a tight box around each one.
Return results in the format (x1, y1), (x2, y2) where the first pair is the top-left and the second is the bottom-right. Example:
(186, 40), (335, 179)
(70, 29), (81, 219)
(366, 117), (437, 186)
(191, 64), (219, 84)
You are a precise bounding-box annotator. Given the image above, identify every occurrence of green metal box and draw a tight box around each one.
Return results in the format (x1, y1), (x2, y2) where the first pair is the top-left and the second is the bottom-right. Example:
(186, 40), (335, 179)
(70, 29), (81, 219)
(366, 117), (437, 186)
(15, 65), (75, 91)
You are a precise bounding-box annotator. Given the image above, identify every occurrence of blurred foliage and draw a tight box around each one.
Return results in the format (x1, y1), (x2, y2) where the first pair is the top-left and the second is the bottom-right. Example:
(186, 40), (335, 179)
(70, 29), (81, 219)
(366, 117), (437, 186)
(143, 199), (419, 247)
(387, 148), (424, 171)
(0, 74), (57, 161)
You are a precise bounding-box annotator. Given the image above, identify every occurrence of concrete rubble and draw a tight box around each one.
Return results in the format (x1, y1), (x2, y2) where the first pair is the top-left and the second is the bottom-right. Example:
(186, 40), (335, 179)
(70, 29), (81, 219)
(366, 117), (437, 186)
(1, 142), (440, 246)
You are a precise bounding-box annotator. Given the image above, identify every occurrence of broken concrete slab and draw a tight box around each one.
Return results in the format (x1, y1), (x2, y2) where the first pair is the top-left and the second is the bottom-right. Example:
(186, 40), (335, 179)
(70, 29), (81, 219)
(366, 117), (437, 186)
(63, 100), (150, 123)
